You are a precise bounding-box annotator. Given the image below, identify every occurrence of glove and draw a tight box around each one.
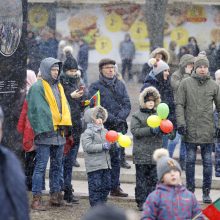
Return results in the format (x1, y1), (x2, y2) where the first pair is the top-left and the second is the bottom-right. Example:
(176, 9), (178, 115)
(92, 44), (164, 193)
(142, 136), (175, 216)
(102, 142), (111, 150)
(150, 127), (161, 135)
(167, 130), (176, 140)
(178, 126), (187, 136)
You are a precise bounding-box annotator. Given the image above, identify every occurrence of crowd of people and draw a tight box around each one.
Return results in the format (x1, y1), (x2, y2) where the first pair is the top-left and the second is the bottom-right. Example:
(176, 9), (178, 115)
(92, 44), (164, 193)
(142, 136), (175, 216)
(1, 31), (220, 220)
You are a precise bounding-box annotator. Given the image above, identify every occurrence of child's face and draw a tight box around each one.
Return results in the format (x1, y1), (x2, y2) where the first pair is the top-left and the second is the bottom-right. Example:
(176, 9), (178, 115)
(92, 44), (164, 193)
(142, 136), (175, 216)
(94, 118), (103, 125)
(162, 169), (181, 186)
(144, 100), (155, 109)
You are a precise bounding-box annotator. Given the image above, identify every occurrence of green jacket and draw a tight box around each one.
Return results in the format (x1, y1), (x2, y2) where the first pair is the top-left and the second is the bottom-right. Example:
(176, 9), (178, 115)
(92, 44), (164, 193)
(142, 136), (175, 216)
(176, 72), (220, 143)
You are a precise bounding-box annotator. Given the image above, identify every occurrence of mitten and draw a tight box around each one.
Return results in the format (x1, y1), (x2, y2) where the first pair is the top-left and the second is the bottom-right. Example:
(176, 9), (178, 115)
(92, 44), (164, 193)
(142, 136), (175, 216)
(167, 130), (176, 140)
(102, 142), (111, 150)
(178, 126), (187, 135)
(150, 127), (160, 135)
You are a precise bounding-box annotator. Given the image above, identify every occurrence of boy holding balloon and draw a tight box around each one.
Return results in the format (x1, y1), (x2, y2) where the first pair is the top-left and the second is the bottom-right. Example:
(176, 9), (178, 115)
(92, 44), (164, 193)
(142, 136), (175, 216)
(81, 106), (112, 207)
(130, 86), (163, 211)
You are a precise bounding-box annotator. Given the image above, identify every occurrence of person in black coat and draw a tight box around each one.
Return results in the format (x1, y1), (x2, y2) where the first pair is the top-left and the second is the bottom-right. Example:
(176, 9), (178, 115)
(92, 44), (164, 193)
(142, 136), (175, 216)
(141, 59), (176, 148)
(88, 58), (131, 197)
(0, 106), (29, 220)
(60, 56), (87, 204)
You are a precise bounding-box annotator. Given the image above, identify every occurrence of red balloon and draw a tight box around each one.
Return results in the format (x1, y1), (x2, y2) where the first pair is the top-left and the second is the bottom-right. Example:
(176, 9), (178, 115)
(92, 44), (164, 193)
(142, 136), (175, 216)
(160, 119), (173, 134)
(106, 130), (118, 142)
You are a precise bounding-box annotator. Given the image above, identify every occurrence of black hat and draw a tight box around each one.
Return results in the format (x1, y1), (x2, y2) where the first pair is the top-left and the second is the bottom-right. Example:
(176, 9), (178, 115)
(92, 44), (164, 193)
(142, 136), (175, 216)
(63, 57), (78, 72)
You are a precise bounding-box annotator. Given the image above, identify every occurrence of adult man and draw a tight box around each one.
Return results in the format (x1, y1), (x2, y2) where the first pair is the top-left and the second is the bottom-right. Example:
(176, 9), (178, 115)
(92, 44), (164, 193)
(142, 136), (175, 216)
(176, 53), (220, 203)
(27, 57), (72, 210)
(0, 106), (29, 220)
(169, 54), (195, 169)
(89, 58), (131, 197)
(119, 34), (136, 81)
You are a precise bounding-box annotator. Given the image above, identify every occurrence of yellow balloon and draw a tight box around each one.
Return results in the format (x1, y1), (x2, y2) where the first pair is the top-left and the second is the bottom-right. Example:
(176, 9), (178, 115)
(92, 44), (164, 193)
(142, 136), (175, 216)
(118, 135), (132, 148)
(147, 115), (161, 128)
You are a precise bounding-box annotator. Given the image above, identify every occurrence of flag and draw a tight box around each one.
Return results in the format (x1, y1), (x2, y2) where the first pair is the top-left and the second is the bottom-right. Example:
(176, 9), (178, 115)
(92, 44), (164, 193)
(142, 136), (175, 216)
(90, 90), (101, 107)
(202, 198), (220, 219)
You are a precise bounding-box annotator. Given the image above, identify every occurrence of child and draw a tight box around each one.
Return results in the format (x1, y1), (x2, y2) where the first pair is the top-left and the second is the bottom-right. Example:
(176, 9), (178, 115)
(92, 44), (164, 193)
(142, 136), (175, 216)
(141, 148), (204, 220)
(130, 86), (163, 211)
(81, 106), (112, 207)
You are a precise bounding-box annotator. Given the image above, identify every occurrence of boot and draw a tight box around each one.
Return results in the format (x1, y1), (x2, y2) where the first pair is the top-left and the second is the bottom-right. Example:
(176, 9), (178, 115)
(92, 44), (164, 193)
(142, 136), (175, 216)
(31, 195), (47, 211)
(203, 189), (212, 204)
(120, 160), (131, 169)
(73, 160), (80, 167)
(50, 192), (64, 206)
(64, 189), (79, 204)
(110, 187), (128, 197)
(137, 203), (143, 211)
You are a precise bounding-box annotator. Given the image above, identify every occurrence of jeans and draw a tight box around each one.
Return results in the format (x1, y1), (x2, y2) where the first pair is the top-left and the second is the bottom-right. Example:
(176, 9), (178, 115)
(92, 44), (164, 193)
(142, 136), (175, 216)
(168, 132), (186, 162)
(32, 144), (64, 195)
(71, 142), (80, 164)
(185, 143), (213, 192)
(215, 143), (220, 176)
(162, 135), (169, 148)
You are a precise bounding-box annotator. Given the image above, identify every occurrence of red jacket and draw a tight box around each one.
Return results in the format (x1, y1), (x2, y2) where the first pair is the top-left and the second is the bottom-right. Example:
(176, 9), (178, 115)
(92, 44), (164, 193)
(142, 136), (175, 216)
(17, 99), (35, 152)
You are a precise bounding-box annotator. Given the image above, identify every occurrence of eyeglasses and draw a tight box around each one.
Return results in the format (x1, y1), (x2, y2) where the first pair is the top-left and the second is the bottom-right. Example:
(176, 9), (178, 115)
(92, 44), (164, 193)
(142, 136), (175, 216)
(102, 66), (115, 69)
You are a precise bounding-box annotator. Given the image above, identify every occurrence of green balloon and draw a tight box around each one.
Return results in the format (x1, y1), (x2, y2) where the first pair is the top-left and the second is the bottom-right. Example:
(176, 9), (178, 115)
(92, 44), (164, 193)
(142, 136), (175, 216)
(157, 103), (169, 119)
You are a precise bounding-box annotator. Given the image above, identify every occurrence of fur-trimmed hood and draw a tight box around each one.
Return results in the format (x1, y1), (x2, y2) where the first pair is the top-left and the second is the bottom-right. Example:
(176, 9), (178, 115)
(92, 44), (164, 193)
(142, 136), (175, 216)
(139, 86), (161, 109)
(150, 48), (170, 63)
(84, 106), (108, 123)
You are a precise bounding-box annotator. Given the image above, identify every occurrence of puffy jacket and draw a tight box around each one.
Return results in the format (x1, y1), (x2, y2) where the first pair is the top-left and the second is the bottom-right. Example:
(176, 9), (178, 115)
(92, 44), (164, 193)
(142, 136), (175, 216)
(141, 184), (204, 220)
(81, 106), (111, 173)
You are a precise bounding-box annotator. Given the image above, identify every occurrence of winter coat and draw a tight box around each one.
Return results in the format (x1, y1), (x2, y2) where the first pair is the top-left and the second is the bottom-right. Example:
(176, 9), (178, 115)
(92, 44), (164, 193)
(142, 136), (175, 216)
(119, 40), (135, 60)
(176, 72), (220, 143)
(60, 73), (87, 143)
(141, 72), (176, 128)
(89, 74), (131, 134)
(17, 99), (35, 152)
(131, 87), (163, 164)
(77, 43), (89, 71)
(0, 145), (29, 220)
(81, 106), (111, 173)
(141, 184), (204, 220)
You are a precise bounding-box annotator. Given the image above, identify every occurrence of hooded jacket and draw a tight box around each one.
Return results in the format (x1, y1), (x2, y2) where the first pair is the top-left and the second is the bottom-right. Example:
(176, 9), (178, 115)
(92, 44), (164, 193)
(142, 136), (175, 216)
(131, 87), (163, 164)
(27, 57), (71, 145)
(81, 106), (111, 173)
(141, 184), (203, 220)
(176, 72), (220, 143)
(170, 54), (194, 102)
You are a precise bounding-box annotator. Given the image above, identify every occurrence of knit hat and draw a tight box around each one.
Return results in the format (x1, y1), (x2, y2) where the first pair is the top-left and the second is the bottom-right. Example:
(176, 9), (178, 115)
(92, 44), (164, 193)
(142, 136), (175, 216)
(153, 148), (182, 182)
(148, 58), (169, 76)
(99, 58), (116, 70)
(63, 57), (78, 72)
(194, 51), (209, 70)
(179, 54), (195, 68)
(51, 63), (59, 69)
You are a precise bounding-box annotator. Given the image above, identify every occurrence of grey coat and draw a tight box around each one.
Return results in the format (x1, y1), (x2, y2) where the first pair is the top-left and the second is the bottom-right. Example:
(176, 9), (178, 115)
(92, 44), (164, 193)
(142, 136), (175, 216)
(81, 106), (111, 173)
(176, 72), (220, 143)
(131, 87), (163, 164)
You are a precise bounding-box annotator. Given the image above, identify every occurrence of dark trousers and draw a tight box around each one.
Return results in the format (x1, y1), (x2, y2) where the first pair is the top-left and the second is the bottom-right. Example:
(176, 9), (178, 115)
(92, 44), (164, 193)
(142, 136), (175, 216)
(110, 145), (121, 190)
(185, 143), (213, 192)
(121, 58), (133, 80)
(135, 164), (157, 206)
(25, 151), (36, 190)
(88, 169), (111, 207)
